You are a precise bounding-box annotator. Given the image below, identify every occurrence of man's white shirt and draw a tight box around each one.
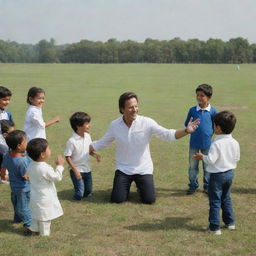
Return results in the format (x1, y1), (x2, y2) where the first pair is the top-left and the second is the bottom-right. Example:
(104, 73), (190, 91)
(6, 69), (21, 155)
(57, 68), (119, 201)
(92, 115), (176, 175)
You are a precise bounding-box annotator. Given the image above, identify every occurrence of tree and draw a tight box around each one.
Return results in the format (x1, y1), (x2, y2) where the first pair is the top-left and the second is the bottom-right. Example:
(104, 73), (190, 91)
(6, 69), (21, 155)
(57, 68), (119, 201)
(37, 39), (57, 63)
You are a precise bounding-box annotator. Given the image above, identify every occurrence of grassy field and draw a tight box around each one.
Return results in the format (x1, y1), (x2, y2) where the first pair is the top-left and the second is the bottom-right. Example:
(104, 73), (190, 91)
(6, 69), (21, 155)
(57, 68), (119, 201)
(0, 63), (255, 256)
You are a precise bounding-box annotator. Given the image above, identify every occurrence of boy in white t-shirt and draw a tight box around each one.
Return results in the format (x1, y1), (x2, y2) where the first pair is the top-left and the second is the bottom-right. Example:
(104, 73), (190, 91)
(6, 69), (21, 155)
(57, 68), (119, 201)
(64, 112), (100, 201)
(194, 111), (240, 235)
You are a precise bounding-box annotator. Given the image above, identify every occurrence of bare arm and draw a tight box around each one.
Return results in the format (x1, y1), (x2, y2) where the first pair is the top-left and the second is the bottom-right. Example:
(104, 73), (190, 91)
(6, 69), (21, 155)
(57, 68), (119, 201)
(45, 116), (60, 128)
(65, 156), (82, 180)
(90, 151), (101, 162)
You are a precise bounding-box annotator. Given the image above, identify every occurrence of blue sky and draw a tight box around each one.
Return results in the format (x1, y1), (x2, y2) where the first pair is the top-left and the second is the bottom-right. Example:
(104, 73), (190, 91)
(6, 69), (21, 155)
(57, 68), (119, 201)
(0, 0), (255, 44)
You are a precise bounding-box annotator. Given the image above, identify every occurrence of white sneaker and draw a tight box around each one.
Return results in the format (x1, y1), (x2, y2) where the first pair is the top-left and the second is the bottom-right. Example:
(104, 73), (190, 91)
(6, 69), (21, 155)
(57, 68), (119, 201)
(225, 224), (236, 230)
(0, 180), (9, 184)
(204, 227), (222, 235)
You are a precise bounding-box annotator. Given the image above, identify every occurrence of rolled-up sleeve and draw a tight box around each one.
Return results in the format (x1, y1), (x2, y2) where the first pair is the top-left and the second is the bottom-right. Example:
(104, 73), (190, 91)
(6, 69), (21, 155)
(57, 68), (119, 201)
(150, 118), (176, 141)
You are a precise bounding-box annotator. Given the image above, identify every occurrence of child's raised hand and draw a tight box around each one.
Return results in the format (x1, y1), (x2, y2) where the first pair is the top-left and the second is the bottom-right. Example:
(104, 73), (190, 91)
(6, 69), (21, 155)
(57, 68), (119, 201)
(54, 116), (60, 123)
(55, 155), (65, 166)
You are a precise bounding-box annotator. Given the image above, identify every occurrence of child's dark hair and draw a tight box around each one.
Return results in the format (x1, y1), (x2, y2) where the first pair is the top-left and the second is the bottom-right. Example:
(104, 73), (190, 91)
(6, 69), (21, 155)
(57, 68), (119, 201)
(5, 130), (26, 150)
(27, 138), (48, 161)
(27, 87), (45, 104)
(196, 84), (213, 97)
(119, 92), (138, 114)
(70, 112), (91, 132)
(213, 111), (236, 134)
(0, 119), (15, 134)
(0, 86), (12, 98)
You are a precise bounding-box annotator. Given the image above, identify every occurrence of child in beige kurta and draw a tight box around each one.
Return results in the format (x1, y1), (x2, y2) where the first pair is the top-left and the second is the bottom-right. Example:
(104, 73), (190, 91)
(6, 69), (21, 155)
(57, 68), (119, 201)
(26, 138), (64, 236)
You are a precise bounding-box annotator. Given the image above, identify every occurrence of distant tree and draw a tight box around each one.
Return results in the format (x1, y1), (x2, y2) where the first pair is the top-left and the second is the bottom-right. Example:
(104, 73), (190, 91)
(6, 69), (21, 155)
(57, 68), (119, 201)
(37, 39), (57, 63)
(224, 37), (252, 63)
(186, 39), (204, 63)
(201, 38), (225, 63)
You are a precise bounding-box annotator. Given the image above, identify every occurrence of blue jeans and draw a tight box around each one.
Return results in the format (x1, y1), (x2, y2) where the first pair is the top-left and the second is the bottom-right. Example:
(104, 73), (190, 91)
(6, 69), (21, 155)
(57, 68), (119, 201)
(208, 170), (235, 231)
(188, 148), (210, 190)
(70, 170), (92, 200)
(11, 191), (31, 227)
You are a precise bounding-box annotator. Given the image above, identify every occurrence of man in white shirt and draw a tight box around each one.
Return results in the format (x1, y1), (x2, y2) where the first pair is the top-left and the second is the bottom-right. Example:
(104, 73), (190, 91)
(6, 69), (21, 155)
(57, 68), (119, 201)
(91, 92), (199, 204)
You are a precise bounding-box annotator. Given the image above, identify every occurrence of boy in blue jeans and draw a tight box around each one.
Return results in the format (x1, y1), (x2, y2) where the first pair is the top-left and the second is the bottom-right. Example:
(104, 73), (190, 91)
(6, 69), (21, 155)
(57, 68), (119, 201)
(185, 84), (217, 195)
(64, 112), (100, 200)
(194, 111), (240, 235)
(2, 130), (32, 235)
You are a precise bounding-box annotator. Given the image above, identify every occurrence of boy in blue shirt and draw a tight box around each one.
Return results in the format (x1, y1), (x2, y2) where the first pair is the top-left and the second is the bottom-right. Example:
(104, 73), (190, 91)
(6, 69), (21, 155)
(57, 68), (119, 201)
(184, 84), (217, 195)
(2, 130), (32, 235)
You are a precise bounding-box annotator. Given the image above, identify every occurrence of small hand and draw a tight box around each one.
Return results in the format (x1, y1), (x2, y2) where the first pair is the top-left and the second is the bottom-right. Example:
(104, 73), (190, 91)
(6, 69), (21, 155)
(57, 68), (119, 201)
(186, 117), (200, 133)
(54, 116), (61, 123)
(75, 172), (82, 180)
(95, 153), (101, 163)
(194, 153), (203, 160)
(55, 155), (65, 166)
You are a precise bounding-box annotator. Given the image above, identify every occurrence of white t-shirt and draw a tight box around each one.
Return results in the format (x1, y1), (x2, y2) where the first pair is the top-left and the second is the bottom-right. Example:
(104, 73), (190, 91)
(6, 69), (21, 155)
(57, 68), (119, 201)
(24, 105), (46, 142)
(203, 134), (240, 173)
(64, 132), (92, 173)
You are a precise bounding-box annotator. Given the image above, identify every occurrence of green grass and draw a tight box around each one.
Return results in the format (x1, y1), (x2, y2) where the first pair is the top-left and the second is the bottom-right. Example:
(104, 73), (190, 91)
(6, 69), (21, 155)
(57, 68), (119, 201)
(0, 63), (255, 256)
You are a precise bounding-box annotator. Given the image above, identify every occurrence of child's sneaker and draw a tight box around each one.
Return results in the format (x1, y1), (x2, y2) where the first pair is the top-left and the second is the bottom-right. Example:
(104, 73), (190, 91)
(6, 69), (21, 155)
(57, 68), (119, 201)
(225, 224), (235, 230)
(0, 179), (9, 184)
(186, 188), (197, 195)
(204, 226), (222, 235)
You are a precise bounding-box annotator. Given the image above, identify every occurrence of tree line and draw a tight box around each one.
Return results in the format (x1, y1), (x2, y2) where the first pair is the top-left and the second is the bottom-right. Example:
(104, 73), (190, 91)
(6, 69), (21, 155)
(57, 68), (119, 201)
(1, 37), (256, 64)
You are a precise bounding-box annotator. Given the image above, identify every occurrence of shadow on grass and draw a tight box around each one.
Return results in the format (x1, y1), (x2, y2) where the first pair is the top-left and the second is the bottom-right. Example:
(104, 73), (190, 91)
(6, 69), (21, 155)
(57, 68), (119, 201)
(232, 187), (256, 194)
(0, 219), (26, 236)
(58, 188), (112, 204)
(125, 217), (203, 232)
(58, 189), (153, 204)
(156, 188), (188, 197)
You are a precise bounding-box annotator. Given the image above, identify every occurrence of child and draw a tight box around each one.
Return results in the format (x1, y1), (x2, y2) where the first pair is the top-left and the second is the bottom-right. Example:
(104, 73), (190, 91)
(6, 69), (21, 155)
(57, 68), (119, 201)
(26, 138), (64, 236)
(64, 112), (100, 201)
(194, 111), (240, 235)
(0, 86), (13, 121)
(0, 120), (15, 184)
(184, 84), (217, 195)
(2, 130), (32, 234)
(23, 87), (60, 142)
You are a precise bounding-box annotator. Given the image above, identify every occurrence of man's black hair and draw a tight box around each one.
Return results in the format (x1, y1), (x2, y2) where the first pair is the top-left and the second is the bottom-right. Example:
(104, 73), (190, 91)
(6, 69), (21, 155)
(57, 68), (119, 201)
(118, 92), (138, 114)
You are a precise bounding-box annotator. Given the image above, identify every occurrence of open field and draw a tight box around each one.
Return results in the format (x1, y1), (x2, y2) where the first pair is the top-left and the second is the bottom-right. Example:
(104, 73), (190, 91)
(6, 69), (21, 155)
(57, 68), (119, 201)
(0, 63), (255, 256)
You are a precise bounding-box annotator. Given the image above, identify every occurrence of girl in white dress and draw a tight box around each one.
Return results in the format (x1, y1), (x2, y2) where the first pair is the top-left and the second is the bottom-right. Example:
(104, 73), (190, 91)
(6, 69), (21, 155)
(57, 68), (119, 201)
(26, 138), (64, 236)
(24, 87), (60, 142)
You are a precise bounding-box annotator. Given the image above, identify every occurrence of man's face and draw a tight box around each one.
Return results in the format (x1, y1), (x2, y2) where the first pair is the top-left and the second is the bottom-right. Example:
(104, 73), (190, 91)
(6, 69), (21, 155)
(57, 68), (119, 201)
(122, 97), (139, 122)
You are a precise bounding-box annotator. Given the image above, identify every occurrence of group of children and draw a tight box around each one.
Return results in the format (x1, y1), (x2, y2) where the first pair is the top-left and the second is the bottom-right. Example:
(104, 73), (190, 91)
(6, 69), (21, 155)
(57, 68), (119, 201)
(0, 83), (240, 236)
